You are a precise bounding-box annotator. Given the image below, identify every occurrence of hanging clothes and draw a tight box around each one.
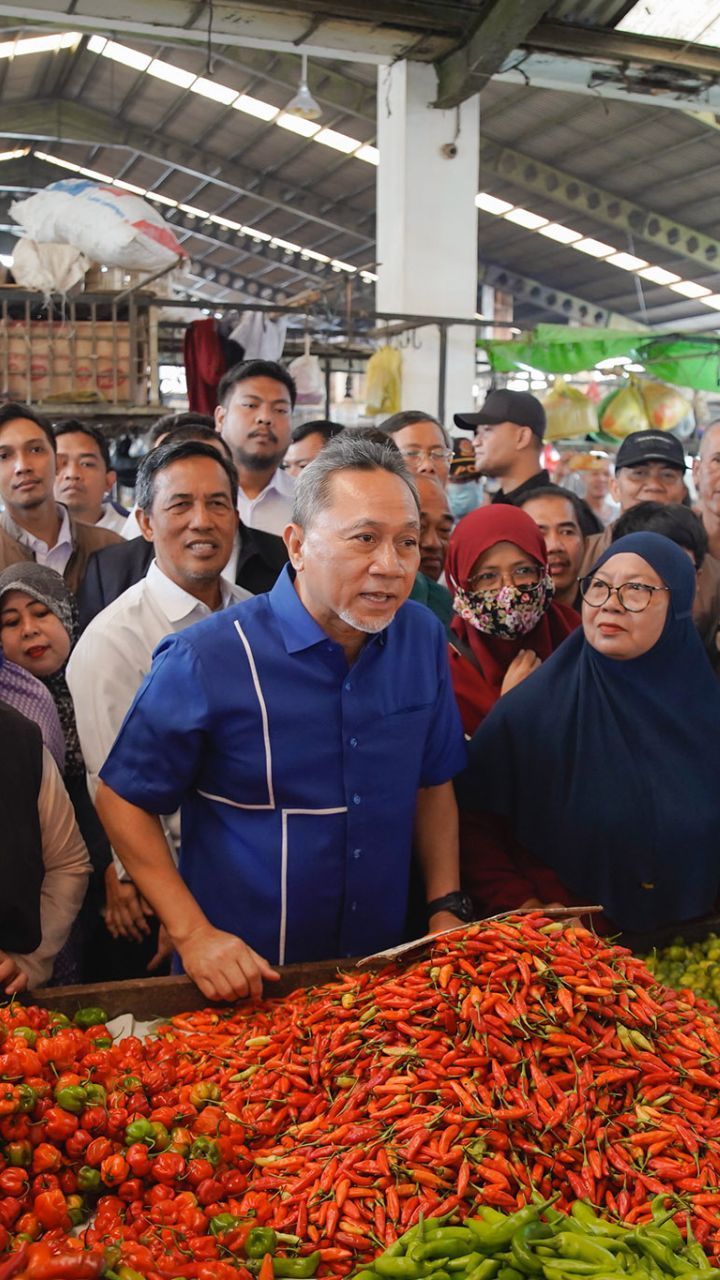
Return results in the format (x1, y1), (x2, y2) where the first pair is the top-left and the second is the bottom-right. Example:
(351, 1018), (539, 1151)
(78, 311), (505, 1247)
(229, 311), (288, 361)
(184, 318), (226, 414)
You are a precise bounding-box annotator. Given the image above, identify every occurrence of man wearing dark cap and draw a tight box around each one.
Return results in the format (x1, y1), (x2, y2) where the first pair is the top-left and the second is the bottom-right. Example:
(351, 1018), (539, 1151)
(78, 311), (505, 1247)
(454, 389), (549, 504)
(579, 430), (720, 652)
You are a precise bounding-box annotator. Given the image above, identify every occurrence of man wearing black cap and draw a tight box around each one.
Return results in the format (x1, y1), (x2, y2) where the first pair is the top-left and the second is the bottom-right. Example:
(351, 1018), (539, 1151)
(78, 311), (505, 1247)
(579, 430), (687, 575)
(454, 389), (549, 504)
(579, 430), (720, 653)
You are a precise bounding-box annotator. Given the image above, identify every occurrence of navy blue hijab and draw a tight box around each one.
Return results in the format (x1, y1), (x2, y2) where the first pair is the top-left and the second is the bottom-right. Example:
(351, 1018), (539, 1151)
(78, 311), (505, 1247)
(459, 533), (720, 932)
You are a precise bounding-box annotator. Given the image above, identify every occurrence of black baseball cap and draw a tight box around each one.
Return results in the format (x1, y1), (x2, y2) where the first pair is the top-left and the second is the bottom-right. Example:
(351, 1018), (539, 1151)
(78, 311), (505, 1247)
(615, 430), (686, 472)
(454, 389), (546, 440)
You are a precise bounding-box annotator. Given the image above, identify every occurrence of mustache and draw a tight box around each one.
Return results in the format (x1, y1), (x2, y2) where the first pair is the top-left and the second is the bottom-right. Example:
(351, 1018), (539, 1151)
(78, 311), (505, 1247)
(248, 428), (279, 443)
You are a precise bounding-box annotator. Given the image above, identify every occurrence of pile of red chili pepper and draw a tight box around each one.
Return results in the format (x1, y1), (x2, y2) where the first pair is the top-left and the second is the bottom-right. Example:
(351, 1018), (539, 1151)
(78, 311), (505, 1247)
(2, 916), (720, 1280)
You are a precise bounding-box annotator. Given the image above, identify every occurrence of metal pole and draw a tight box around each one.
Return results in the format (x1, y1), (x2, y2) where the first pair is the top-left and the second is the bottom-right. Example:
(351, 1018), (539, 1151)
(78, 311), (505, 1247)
(324, 357), (331, 419)
(437, 324), (448, 424)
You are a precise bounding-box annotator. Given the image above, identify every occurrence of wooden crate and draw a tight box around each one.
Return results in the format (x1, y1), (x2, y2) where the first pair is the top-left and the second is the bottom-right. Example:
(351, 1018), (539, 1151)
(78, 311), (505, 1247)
(0, 318), (132, 403)
(28, 959), (366, 1021)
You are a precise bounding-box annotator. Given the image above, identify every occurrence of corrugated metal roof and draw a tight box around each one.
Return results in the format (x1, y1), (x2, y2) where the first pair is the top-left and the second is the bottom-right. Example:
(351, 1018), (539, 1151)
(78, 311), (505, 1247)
(0, 11), (718, 330)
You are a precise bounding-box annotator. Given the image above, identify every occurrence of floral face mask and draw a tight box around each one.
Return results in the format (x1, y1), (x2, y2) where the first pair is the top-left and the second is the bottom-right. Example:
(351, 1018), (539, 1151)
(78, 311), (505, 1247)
(453, 573), (554, 638)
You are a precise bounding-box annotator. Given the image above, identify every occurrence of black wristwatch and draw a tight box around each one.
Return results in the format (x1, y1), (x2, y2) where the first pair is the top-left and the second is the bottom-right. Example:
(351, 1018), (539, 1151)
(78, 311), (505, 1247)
(427, 891), (474, 923)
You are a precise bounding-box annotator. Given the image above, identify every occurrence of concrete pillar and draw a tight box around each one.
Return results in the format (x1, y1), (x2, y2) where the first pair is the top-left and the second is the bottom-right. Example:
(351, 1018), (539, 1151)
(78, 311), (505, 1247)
(376, 61), (480, 424)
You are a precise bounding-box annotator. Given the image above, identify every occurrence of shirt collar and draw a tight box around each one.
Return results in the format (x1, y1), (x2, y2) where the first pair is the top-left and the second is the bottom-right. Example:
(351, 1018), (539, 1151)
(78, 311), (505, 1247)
(5, 504), (73, 554)
(268, 563), (388, 655)
(146, 559), (234, 622)
(269, 564), (333, 654)
(238, 465), (295, 506)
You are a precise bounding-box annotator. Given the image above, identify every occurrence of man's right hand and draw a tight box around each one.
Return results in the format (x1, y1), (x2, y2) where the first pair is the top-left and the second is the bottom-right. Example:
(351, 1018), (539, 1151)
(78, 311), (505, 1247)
(103, 865), (154, 941)
(178, 923), (280, 1001)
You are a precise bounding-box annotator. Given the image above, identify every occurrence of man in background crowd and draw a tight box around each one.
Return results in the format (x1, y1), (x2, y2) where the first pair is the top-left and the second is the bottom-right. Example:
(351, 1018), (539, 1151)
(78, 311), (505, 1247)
(582, 455), (618, 526)
(455, 390), (549, 504)
(447, 437), (482, 522)
(0, 403), (121, 593)
(381, 410), (453, 486)
(282, 420), (344, 478)
(409, 475), (454, 627)
(68, 441), (249, 978)
(54, 421), (128, 534)
(580, 430), (720, 647)
(215, 359), (296, 534)
(515, 484), (585, 610)
(77, 419), (288, 629)
(694, 421), (720, 561)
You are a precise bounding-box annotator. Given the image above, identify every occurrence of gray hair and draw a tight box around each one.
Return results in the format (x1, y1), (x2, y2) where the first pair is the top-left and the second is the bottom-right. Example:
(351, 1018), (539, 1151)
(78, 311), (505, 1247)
(292, 433), (419, 529)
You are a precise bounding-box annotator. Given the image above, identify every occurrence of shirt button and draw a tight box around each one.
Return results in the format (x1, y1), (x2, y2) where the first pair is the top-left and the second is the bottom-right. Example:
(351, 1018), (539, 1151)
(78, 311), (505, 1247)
(351, 901), (357, 912)
(353, 848), (361, 860)
(345, 681), (352, 692)
(352, 793), (361, 805)
(349, 736), (358, 748)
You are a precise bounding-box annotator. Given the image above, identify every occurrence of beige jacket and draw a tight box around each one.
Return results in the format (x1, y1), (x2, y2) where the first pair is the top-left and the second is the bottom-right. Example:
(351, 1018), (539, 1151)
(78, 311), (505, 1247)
(0, 511), (121, 595)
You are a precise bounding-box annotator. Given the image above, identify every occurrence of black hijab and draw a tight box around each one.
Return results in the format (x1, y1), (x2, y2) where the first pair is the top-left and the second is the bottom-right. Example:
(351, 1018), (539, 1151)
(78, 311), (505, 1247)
(459, 533), (720, 932)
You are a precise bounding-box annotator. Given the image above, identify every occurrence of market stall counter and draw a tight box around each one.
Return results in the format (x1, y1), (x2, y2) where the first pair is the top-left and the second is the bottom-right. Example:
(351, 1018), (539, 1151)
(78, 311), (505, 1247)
(5, 916), (720, 1280)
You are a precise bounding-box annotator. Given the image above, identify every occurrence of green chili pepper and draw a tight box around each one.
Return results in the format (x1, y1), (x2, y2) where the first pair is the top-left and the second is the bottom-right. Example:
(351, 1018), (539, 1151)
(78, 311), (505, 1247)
(190, 1136), (220, 1166)
(446, 1254), (481, 1274)
(511, 1223), (556, 1275)
(92, 1036), (113, 1049)
(465, 1263), (500, 1280)
(15, 1084), (36, 1114)
(569, 1203), (625, 1239)
(273, 1254), (322, 1279)
(245, 1228), (279, 1259)
(74, 1006), (109, 1029)
(629, 1235), (684, 1276)
(468, 1205), (542, 1251)
(55, 1084), (88, 1114)
(77, 1165), (102, 1193)
(48, 1011), (71, 1027)
(496, 1269), (524, 1280)
(84, 1083), (107, 1106)
(125, 1118), (155, 1145)
(5, 1140), (31, 1167)
(210, 1213), (242, 1237)
(10, 1026), (37, 1047)
(411, 1233), (481, 1263)
(546, 1233), (619, 1269)
(118, 1074), (142, 1093)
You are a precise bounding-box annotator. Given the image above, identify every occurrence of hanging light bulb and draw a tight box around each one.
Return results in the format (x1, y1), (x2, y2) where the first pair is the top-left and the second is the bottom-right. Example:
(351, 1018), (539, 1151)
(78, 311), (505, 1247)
(285, 54), (321, 120)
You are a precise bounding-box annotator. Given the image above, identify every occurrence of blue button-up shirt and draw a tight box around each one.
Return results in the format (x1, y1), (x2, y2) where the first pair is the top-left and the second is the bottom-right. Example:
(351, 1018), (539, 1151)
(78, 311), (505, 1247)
(100, 566), (467, 964)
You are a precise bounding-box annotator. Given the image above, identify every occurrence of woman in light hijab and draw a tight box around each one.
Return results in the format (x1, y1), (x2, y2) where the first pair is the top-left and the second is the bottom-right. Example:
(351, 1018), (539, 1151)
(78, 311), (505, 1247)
(0, 562), (111, 980)
(446, 505), (579, 735)
(457, 533), (720, 935)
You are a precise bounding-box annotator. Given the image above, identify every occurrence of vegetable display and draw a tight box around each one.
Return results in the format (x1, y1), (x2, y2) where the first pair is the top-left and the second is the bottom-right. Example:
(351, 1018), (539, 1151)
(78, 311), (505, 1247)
(645, 935), (720, 1009)
(353, 1197), (717, 1280)
(1, 916), (720, 1278)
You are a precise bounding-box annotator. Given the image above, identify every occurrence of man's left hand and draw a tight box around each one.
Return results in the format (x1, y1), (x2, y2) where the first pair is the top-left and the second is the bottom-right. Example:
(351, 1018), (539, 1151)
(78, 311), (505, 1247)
(428, 910), (467, 935)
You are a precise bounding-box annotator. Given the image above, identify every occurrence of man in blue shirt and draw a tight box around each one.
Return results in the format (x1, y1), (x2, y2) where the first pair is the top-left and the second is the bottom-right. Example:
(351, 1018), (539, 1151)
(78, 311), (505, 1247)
(96, 435), (468, 1001)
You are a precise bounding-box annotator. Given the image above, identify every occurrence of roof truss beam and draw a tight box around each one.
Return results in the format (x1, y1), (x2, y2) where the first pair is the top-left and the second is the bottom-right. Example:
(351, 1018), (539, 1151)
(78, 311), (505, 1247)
(434, 0), (554, 109)
(480, 262), (647, 331)
(482, 140), (720, 276)
(0, 98), (374, 247)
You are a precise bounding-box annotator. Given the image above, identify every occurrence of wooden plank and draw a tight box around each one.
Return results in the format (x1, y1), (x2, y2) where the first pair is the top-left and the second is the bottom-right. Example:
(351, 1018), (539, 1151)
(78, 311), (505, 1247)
(26, 958), (370, 1020)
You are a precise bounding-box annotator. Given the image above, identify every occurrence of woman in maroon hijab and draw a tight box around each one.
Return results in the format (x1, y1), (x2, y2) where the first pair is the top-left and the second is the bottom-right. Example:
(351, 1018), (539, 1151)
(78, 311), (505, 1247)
(446, 505), (579, 735)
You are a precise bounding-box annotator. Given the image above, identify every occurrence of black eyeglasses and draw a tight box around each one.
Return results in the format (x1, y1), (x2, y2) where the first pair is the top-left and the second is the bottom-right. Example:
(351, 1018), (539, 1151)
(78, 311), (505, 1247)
(579, 577), (670, 613)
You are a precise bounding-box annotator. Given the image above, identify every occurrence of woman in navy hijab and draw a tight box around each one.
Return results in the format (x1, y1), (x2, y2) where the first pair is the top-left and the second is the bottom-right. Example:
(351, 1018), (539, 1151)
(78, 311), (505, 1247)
(457, 532), (720, 934)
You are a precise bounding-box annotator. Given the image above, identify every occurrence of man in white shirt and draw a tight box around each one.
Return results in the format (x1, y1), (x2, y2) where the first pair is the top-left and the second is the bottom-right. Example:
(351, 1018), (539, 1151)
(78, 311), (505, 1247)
(54, 420), (128, 534)
(67, 439), (248, 959)
(214, 359), (296, 535)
